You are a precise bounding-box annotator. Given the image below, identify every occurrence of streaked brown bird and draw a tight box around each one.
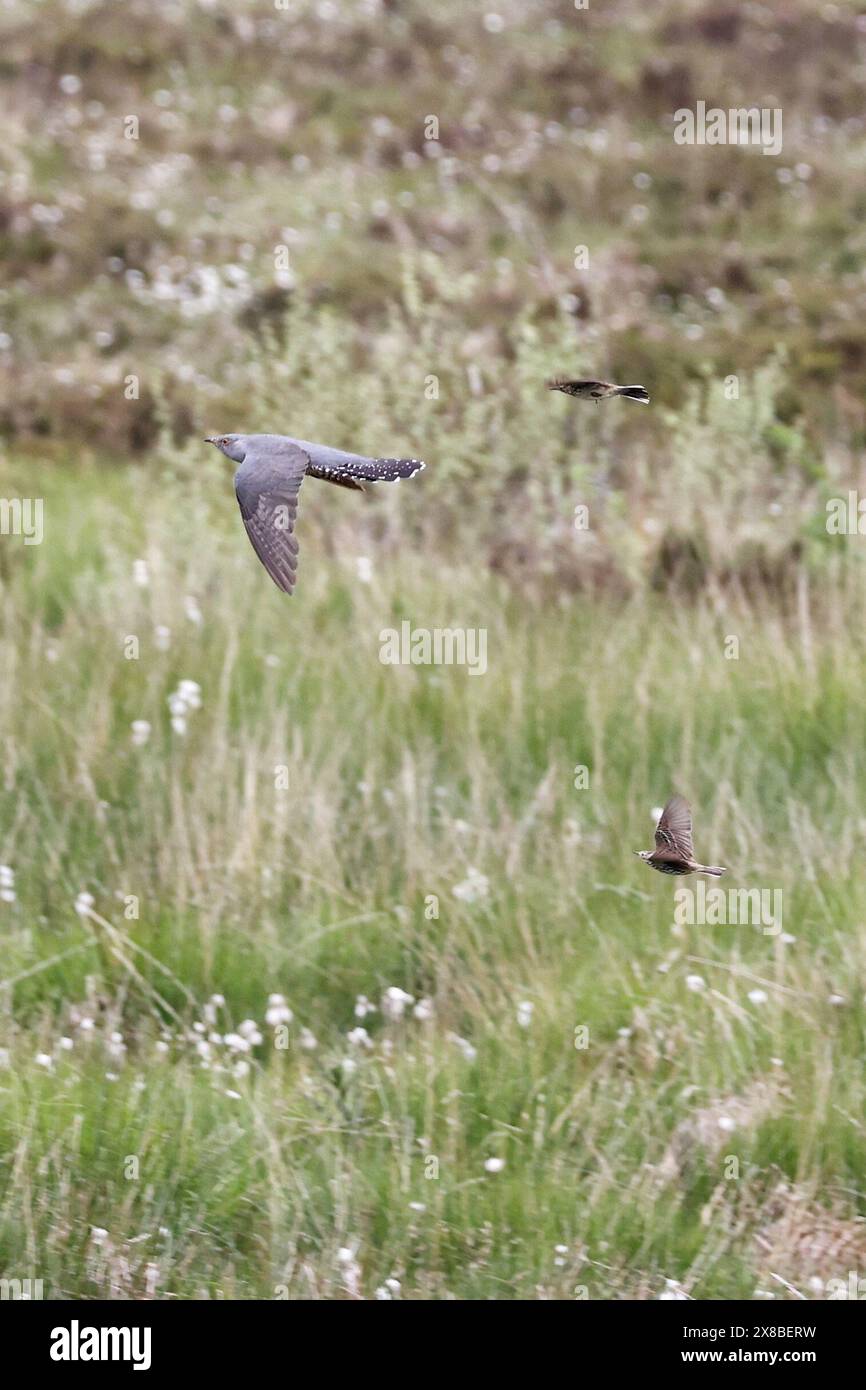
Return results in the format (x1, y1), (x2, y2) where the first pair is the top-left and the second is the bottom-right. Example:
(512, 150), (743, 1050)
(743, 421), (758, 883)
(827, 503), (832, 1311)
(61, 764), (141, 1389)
(634, 795), (726, 877)
(548, 378), (650, 405)
(205, 433), (424, 594)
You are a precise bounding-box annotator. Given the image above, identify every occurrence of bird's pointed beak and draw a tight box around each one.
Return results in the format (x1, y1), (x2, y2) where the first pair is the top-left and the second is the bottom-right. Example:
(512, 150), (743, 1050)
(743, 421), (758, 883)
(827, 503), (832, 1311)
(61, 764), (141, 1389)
(204, 437), (216, 444)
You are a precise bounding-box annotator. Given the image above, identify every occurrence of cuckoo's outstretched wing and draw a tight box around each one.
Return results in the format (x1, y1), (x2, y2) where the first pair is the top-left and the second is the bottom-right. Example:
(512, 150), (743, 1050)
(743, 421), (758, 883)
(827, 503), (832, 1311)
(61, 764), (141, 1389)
(234, 440), (310, 594)
(655, 795), (694, 859)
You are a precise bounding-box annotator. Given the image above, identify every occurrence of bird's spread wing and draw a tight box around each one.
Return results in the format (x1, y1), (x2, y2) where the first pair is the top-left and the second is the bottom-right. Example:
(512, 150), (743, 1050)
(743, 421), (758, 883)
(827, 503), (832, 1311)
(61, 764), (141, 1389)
(548, 378), (604, 394)
(654, 795), (693, 858)
(547, 378), (594, 394)
(234, 440), (310, 594)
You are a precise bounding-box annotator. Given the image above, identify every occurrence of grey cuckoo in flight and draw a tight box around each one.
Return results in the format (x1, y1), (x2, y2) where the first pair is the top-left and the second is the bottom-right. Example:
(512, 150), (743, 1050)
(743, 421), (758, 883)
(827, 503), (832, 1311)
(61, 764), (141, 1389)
(205, 434), (424, 594)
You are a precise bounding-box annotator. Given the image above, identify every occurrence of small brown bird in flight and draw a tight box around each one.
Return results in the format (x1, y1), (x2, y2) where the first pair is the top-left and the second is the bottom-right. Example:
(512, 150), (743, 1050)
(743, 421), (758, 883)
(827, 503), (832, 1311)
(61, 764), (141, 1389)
(634, 796), (726, 877)
(548, 378), (650, 405)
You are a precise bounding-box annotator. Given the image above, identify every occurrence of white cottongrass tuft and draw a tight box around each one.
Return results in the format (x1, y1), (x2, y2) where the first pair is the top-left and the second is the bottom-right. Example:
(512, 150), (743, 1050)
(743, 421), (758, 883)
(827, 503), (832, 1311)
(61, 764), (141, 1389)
(202, 994), (224, 1025)
(452, 866), (489, 903)
(177, 679), (201, 709)
(448, 1032), (477, 1063)
(336, 1246), (362, 1298)
(374, 1277), (401, 1300)
(381, 986), (414, 1020)
(0, 864), (16, 903)
(130, 719), (151, 747)
(484, 1156), (505, 1173)
(167, 679), (202, 735)
(265, 993), (293, 1027)
(184, 594), (203, 625)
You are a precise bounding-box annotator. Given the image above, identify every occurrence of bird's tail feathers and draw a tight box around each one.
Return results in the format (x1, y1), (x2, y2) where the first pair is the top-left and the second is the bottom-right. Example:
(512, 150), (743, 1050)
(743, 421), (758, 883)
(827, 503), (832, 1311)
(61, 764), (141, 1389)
(307, 457), (424, 489)
(349, 457), (424, 484)
(696, 864), (727, 877)
(613, 385), (650, 404)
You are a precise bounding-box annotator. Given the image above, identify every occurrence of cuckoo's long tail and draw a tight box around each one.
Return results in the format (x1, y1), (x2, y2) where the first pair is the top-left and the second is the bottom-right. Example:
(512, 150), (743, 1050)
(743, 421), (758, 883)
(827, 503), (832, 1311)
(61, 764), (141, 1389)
(309, 456), (425, 489)
(613, 385), (650, 404)
(695, 864), (727, 877)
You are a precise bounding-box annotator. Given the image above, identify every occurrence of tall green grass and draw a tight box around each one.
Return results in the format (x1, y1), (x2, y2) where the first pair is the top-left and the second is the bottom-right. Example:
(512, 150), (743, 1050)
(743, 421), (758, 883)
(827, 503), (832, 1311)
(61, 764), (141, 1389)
(1, 436), (866, 1298)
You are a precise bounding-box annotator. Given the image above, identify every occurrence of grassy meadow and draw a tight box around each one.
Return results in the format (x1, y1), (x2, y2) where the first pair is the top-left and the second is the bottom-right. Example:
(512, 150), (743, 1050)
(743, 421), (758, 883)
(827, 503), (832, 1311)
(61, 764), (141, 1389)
(2, 0), (866, 1299)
